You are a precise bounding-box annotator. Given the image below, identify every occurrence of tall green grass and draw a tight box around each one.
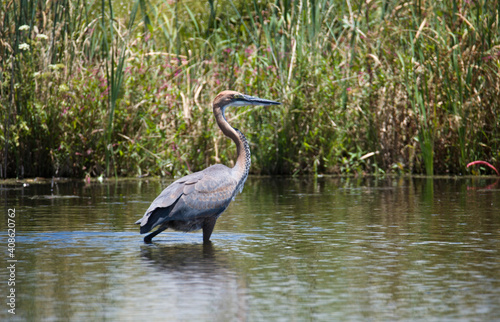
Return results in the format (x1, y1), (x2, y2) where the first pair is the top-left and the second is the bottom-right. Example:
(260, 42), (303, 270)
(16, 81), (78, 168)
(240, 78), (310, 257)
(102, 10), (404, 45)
(101, 0), (140, 177)
(1, 0), (499, 178)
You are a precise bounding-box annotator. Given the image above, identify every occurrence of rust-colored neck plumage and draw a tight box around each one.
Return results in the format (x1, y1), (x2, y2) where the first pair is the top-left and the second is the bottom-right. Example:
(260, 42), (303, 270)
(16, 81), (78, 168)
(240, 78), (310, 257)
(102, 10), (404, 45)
(213, 91), (251, 190)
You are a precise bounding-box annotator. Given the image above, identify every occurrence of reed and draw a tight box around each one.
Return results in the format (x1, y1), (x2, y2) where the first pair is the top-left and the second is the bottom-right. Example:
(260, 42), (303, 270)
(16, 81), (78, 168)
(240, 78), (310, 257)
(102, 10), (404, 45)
(1, 0), (499, 178)
(101, 0), (140, 177)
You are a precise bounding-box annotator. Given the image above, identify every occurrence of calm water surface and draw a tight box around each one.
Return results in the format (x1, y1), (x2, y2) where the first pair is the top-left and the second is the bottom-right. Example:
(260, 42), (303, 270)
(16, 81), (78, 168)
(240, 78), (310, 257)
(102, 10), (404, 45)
(1, 176), (499, 321)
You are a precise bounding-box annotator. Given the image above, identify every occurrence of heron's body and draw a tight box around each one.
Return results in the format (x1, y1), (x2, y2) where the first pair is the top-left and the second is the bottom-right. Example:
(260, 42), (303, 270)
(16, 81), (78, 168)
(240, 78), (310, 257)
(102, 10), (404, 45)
(136, 90), (280, 243)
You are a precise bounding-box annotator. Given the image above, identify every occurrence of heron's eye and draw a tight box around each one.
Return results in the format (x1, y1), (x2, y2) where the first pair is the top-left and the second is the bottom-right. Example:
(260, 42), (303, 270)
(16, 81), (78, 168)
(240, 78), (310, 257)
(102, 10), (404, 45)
(233, 94), (242, 100)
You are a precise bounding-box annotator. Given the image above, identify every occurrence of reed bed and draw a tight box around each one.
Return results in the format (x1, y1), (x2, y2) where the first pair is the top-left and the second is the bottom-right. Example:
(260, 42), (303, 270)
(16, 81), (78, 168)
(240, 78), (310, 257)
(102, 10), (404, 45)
(1, 0), (499, 178)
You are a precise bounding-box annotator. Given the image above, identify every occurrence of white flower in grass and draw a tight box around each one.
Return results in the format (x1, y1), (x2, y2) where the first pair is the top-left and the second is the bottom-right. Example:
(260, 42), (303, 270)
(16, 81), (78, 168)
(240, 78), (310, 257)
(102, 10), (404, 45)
(19, 25), (30, 31)
(19, 43), (30, 51)
(36, 34), (48, 40)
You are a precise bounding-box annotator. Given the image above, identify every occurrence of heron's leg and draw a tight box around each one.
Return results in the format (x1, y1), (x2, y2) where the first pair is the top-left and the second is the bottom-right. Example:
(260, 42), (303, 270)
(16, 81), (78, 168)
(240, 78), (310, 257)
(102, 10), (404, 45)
(202, 217), (217, 243)
(144, 225), (167, 244)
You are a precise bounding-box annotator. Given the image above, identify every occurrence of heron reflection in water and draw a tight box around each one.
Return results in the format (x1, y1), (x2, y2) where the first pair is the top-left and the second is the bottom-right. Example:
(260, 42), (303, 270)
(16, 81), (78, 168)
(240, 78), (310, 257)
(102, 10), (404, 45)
(136, 91), (281, 243)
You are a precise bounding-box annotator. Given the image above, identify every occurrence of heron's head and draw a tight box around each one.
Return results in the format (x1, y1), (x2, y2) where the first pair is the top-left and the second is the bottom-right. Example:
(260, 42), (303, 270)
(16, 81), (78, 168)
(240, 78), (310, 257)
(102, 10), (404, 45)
(213, 90), (281, 113)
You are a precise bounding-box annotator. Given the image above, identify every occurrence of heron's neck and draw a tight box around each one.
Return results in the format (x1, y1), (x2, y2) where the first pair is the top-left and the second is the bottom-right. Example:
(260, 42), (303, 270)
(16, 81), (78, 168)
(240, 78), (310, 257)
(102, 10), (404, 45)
(234, 129), (251, 182)
(214, 108), (251, 184)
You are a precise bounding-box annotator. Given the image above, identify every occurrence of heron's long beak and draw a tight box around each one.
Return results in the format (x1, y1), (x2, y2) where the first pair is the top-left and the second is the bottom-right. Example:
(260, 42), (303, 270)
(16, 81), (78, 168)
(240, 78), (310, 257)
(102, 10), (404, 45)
(239, 94), (281, 106)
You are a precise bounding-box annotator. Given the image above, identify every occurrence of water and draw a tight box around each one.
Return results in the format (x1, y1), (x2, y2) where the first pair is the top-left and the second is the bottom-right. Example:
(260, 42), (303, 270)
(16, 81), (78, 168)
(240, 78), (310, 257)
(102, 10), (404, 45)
(1, 176), (499, 321)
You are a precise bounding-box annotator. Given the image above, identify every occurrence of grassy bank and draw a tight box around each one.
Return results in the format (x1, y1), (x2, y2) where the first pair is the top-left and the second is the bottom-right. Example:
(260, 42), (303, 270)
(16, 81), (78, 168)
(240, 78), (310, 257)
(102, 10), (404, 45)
(1, 0), (499, 178)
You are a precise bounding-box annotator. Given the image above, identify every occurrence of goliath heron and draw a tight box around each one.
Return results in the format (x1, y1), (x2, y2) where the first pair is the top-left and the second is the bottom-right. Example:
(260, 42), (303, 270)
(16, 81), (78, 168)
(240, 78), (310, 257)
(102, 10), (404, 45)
(135, 90), (281, 243)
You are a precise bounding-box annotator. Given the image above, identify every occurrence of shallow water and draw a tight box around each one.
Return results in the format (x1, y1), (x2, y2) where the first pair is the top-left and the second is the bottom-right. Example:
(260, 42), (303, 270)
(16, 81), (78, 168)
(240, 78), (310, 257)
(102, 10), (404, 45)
(1, 176), (499, 321)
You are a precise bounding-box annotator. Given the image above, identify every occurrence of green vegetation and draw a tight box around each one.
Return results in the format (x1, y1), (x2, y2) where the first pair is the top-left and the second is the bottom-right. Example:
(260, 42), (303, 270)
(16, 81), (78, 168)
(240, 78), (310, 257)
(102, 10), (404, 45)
(1, 0), (499, 178)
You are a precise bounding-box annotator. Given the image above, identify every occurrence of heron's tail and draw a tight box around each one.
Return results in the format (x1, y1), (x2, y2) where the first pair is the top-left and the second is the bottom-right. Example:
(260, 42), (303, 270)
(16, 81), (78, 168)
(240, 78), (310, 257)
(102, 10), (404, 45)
(136, 201), (179, 234)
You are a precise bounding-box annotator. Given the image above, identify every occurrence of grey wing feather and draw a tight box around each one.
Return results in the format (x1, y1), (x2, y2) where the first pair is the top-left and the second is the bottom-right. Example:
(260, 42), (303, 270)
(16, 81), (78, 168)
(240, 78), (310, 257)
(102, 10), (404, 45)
(136, 165), (238, 233)
(186, 165), (238, 211)
(134, 172), (203, 228)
